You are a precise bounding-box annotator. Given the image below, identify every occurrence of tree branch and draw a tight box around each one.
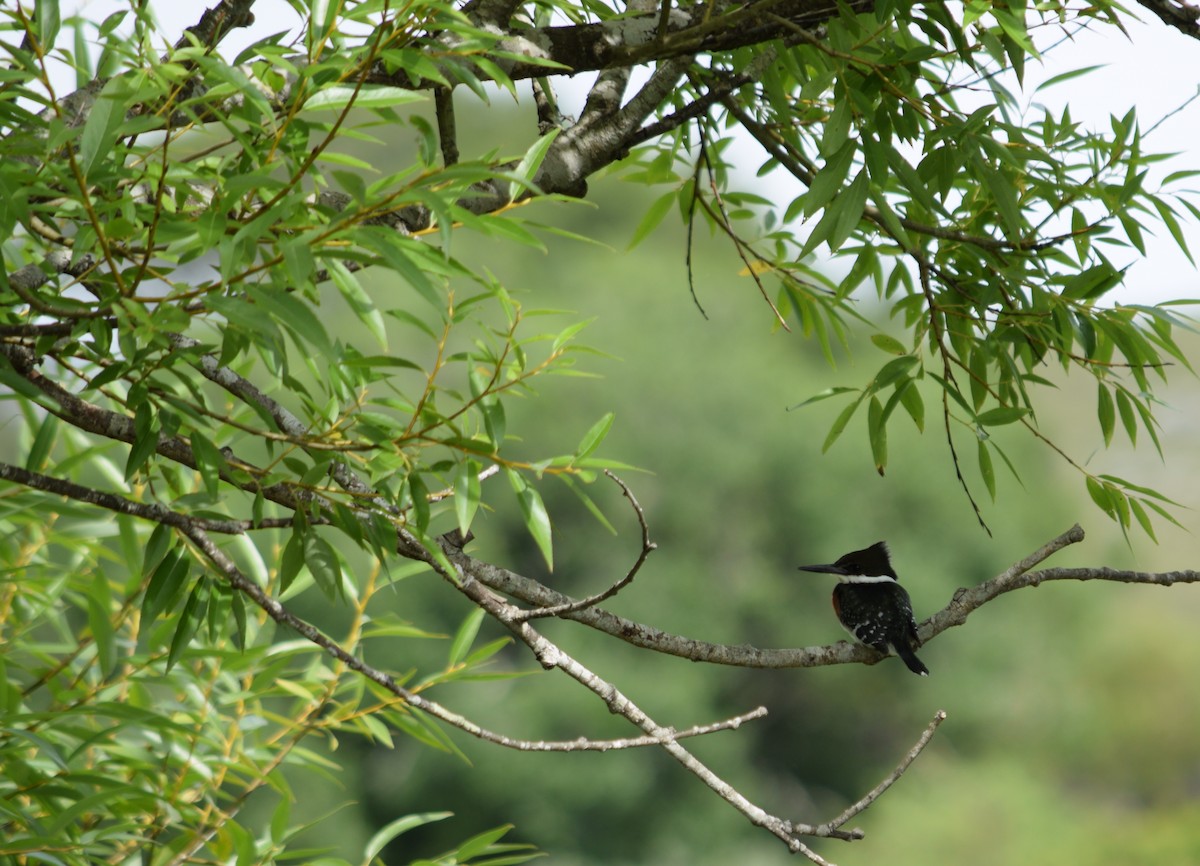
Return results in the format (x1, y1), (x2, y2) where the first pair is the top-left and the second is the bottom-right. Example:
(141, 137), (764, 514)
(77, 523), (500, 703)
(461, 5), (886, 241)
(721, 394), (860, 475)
(0, 459), (767, 754)
(1134, 0), (1200, 39)
(441, 541), (852, 862)
(463, 523), (1199, 670)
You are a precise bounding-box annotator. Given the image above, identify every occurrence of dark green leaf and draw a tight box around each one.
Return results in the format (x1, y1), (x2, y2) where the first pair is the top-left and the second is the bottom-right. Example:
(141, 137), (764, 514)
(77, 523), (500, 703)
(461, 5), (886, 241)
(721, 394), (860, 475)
(125, 401), (159, 481)
(142, 523), (173, 578)
(142, 548), (190, 624)
(166, 580), (209, 671)
(304, 532), (342, 600)
(278, 533), (305, 594)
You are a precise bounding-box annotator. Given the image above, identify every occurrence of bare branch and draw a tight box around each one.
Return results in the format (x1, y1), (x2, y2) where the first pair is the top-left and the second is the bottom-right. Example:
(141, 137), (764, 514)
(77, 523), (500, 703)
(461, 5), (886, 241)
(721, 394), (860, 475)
(816, 710), (948, 838)
(465, 523), (1200, 670)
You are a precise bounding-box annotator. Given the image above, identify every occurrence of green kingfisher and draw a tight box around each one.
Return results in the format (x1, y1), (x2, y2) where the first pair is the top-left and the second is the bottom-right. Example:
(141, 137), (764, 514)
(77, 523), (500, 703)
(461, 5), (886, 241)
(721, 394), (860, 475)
(798, 541), (929, 676)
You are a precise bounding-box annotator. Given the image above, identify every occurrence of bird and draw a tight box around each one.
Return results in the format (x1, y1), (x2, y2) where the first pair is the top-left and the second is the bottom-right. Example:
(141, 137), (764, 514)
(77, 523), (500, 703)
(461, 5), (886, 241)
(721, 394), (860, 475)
(797, 541), (929, 676)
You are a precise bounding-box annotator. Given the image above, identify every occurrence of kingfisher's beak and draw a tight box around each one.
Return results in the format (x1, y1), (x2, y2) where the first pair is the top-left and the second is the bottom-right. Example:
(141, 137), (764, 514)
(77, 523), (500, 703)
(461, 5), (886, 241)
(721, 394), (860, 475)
(798, 563), (847, 575)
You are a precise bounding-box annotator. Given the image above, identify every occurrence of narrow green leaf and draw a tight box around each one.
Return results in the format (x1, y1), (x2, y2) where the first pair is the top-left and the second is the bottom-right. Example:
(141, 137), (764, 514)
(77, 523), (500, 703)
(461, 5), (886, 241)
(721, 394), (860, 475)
(975, 406), (1030, 426)
(125, 400), (159, 480)
(898, 380), (925, 432)
(822, 397), (862, 453)
(977, 440), (996, 500)
(453, 459), (482, 536)
(328, 259), (387, 350)
(363, 813), (453, 863)
(230, 591), (247, 650)
(510, 129), (559, 198)
(507, 469), (553, 569)
(189, 431), (225, 497)
(1096, 381), (1114, 446)
(448, 608), (485, 667)
(304, 533), (342, 600)
(804, 140), (856, 217)
(867, 395), (887, 475)
(35, 0), (62, 48)
(827, 170), (869, 251)
(574, 412), (614, 461)
(968, 347), (989, 411)
(1114, 388), (1137, 444)
(142, 523), (172, 577)
(628, 190), (677, 249)
(456, 824), (517, 861)
(166, 579), (208, 671)
(87, 572), (117, 678)
(872, 355), (919, 391)
(1085, 476), (1115, 518)
(25, 413), (59, 472)
(820, 99), (852, 157)
(870, 333), (908, 355)
(973, 155), (1022, 241)
(302, 84), (425, 112)
(79, 77), (130, 180)
(278, 533), (305, 594)
(1035, 65), (1106, 92)
(558, 474), (617, 535)
(790, 386), (859, 410)
(409, 471), (431, 532)
(1128, 498), (1157, 542)
(142, 548), (190, 624)
(253, 288), (335, 358)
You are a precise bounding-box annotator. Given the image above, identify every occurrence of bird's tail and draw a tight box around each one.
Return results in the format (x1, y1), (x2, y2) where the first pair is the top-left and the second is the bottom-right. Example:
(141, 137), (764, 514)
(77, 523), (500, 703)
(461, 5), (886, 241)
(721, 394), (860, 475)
(895, 642), (929, 676)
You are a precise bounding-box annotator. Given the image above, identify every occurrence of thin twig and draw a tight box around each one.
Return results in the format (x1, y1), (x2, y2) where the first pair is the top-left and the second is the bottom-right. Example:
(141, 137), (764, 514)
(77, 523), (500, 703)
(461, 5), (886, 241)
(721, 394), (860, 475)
(516, 470), (657, 621)
(816, 710), (947, 837)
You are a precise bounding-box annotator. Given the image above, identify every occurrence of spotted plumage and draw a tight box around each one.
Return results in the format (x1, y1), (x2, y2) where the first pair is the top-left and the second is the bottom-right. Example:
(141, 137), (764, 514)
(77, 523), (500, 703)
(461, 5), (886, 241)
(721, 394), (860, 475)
(798, 541), (928, 676)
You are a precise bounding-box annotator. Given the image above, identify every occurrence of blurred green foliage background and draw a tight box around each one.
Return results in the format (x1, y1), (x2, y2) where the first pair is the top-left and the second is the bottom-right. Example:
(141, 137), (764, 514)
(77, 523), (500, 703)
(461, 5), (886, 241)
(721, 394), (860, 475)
(272, 97), (1200, 866)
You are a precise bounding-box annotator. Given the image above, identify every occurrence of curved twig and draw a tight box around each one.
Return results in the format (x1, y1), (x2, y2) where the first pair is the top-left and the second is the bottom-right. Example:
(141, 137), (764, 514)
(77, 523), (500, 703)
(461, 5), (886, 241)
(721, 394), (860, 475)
(515, 470), (657, 621)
